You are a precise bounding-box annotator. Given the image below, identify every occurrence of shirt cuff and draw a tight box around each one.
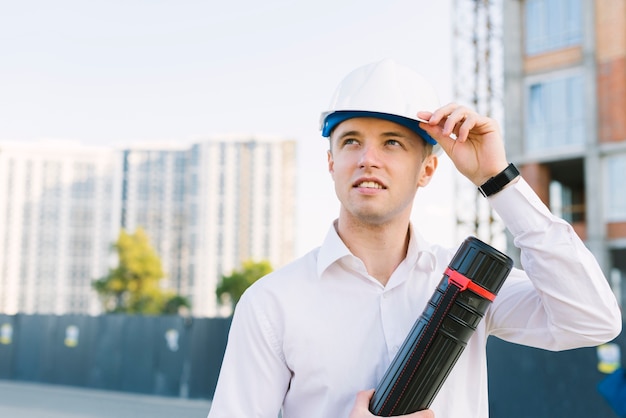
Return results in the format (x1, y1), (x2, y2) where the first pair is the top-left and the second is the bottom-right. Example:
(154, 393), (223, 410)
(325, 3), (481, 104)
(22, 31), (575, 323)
(488, 177), (558, 237)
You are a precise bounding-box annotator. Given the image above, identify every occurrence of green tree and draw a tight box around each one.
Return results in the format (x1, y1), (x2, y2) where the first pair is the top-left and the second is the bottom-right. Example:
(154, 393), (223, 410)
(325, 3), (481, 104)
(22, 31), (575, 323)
(93, 227), (191, 315)
(216, 259), (273, 309)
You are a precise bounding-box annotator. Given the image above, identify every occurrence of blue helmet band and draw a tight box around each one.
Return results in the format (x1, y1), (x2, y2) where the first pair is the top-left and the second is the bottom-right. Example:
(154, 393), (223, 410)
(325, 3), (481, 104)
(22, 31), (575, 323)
(321, 111), (437, 146)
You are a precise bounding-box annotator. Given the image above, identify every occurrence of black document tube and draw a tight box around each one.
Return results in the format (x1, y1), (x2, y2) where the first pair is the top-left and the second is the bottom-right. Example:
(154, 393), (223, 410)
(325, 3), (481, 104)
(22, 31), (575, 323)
(369, 236), (513, 416)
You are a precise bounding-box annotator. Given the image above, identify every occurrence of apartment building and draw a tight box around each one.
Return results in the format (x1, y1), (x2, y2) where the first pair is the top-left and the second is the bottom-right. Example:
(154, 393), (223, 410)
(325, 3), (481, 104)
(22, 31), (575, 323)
(0, 141), (122, 315)
(0, 136), (296, 317)
(121, 137), (296, 316)
(120, 145), (190, 306)
(503, 0), (626, 299)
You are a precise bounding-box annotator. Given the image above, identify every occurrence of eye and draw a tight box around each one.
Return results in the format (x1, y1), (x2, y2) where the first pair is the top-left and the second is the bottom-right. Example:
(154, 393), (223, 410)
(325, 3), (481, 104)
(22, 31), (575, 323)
(385, 138), (403, 147)
(342, 138), (359, 146)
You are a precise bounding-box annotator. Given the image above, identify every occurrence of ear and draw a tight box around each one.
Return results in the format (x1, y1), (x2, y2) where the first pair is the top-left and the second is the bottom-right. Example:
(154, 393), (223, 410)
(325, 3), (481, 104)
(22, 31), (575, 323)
(327, 150), (334, 175)
(417, 154), (438, 187)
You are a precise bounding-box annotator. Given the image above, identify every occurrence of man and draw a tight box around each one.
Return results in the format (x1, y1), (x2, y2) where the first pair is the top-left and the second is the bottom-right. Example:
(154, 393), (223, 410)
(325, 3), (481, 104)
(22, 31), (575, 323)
(207, 59), (621, 417)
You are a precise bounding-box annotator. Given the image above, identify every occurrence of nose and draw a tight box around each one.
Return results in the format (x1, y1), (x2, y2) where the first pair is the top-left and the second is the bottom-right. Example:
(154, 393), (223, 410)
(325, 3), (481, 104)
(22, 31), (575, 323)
(358, 143), (381, 169)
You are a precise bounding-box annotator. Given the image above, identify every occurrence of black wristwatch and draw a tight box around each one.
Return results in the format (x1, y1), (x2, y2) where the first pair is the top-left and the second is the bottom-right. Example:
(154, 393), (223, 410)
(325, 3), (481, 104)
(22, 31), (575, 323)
(478, 163), (520, 197)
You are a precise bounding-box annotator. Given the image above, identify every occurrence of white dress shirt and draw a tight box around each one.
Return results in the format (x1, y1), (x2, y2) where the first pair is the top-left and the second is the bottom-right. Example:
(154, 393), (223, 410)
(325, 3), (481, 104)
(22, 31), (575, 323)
(207, 178), (621, 418)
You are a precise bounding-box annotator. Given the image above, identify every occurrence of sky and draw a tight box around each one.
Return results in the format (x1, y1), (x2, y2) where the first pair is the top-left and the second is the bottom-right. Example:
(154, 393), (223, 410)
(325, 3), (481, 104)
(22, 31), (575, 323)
(0, 0), (463, 257)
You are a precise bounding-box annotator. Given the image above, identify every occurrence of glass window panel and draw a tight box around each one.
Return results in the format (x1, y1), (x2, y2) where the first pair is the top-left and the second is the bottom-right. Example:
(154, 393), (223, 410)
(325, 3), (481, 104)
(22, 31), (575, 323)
(525, 74), (585, 152)
(566, 0), (583, 44)
(525, 0), (542, 55)
(525, 0), (582, 55)
(568, 76), (585, 146)
(606, 155), (626, 221)
(527, 84), (545, 150)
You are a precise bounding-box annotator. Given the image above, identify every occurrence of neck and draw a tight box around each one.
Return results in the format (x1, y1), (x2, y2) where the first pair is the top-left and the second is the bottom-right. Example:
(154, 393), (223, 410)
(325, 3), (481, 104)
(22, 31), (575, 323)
(336, 214), (411, 286)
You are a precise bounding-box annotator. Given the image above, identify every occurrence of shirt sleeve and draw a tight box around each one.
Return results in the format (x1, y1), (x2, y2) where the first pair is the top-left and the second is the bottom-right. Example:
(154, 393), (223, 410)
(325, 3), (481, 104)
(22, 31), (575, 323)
(207, 287), (291, 418)
(485, 178), (622, 351)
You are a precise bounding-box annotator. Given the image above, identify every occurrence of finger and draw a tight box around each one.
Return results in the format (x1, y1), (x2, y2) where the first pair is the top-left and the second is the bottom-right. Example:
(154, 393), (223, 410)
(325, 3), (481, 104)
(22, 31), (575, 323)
(442, 106), (470, 137)
(354, 389), (375, 409)
(456, 113), (479, 143)
(416, 111), (433, 122)
(418, 121), (457, 155)
(411, 409), (435, 418)
(423, 102), (458, 125)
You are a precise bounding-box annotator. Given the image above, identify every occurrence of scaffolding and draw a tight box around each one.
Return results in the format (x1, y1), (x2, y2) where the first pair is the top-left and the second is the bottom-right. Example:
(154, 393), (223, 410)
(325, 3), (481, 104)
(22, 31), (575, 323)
(452, 0), (505, 248)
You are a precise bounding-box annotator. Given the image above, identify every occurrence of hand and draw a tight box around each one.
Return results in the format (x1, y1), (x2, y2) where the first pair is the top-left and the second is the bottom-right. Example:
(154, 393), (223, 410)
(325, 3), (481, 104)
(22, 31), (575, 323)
(349, 389), (435, 418)
(418, 103), (509, 186)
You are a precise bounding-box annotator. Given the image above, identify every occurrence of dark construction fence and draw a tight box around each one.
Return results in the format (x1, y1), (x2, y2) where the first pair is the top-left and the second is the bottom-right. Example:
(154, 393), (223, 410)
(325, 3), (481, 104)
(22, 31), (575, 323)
(0, 313), (624, 417)
(0, 313), (231, 400)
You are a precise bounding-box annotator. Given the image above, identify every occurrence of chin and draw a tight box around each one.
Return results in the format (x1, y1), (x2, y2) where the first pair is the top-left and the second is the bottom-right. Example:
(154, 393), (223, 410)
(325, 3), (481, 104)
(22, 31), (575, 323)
(353, 212), (393, 226)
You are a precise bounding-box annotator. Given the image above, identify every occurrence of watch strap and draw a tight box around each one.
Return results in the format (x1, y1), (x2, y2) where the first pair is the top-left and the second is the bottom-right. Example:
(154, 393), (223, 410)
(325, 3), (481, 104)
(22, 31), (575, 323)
(478, 163), (520, 197)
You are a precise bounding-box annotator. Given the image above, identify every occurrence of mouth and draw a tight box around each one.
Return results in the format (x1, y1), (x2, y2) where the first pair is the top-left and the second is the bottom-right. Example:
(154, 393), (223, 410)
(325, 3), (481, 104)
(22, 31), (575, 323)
(354, 180), (386, 190)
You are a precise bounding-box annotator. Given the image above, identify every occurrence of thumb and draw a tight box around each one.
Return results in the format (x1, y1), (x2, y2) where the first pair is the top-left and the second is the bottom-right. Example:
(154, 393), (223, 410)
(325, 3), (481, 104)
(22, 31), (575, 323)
(349, 389), (376, 418)
(354, 389), (375, 407)
(410, 409), (435, 418)
(418, 120), (457, 157)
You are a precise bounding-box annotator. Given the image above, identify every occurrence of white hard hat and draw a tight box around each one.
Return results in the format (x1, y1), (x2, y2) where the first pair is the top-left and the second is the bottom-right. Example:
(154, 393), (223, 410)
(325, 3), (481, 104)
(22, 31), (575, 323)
(320, 59), (440, 146)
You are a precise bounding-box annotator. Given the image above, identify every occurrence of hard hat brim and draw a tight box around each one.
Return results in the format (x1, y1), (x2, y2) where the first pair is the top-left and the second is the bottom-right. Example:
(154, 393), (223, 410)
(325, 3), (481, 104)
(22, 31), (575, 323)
(320, 111), (437, 146)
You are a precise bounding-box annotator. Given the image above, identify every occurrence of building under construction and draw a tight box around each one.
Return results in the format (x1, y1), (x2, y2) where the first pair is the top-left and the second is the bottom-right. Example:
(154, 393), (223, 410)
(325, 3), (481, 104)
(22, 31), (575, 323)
(501, 0), (626, 305)
(452, 2), (625, 416)
(453, 0), (626, 306)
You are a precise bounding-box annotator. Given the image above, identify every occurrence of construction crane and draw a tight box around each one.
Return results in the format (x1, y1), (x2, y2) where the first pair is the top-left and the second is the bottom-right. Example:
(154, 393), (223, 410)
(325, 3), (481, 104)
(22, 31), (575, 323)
(451, 0), (505, 249)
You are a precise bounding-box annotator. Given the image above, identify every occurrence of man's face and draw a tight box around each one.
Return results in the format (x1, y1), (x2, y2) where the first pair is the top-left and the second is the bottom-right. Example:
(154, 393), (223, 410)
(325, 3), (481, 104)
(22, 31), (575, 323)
(327, 117), (437, 226)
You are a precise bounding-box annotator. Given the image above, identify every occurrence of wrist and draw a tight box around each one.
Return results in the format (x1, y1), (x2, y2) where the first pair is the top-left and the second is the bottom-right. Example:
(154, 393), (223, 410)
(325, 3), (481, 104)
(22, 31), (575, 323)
(478, 163), (520, 197)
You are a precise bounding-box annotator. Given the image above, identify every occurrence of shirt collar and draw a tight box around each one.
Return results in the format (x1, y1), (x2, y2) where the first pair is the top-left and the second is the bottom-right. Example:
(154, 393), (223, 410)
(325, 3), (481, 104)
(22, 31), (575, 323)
(316, 220), (437, 279)
(405, 223), (437, 271)
(317, 220), (351, 278)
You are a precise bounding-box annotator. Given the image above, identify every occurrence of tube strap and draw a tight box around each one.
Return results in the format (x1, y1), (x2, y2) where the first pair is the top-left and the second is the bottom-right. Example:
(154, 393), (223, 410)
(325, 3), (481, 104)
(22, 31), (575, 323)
(445, 268), (496, 302)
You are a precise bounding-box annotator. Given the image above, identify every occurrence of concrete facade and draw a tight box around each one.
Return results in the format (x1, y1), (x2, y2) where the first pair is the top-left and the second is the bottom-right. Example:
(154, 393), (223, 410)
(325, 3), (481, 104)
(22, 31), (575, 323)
(503, 0), (626, 299)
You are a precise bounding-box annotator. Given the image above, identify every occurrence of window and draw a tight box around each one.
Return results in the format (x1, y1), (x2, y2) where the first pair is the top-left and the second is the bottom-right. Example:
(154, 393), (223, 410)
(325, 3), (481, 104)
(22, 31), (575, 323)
(71, 162), (96, 200)
(606, 155), (626, 221)
(525, 0), (582, 55)
(526, 73), (585, 152)
(550, 180), (584, 223)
